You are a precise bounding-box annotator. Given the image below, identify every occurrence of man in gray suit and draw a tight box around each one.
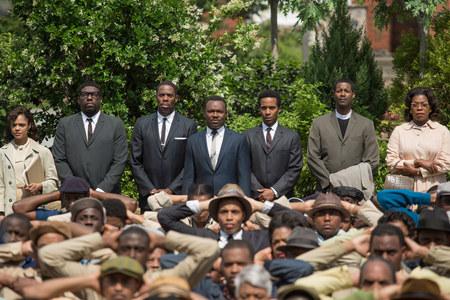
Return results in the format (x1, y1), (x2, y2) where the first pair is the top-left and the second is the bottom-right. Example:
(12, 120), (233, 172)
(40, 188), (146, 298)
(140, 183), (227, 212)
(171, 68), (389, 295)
(52, 81), (128, 193)
(307, 79), (379, 191)
(244, 90), (302, 200)
(130, 81), (197, 211)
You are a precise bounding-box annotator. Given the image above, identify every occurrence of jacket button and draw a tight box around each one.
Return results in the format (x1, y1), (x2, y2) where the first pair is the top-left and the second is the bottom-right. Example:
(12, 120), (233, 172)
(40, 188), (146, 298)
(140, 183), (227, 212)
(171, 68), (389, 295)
(7, 166), (11, 169)
(8, 181), (12, 185)
(8, 199), (12, 203)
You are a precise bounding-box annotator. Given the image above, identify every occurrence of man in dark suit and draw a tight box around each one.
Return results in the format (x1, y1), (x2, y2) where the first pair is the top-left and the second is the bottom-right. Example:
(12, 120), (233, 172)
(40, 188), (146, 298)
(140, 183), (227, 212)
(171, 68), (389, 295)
(244, 90), (302, 200)
(307, 79), (379, 191)
(158, 184), (270, 252)
(52, 81), (128, 193)
(130, 81), (197, 211)
(182, 96), (251, 196)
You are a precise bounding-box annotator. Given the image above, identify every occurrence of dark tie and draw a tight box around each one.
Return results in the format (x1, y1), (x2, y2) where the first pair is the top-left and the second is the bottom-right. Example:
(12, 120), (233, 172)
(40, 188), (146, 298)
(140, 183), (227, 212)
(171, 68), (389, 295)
(160, 117), (167, 146)
(210, 129), (218, 169)
(87, 118), (93, 142)
(227, 234), (234, 241)
(266, 127), (272, 147)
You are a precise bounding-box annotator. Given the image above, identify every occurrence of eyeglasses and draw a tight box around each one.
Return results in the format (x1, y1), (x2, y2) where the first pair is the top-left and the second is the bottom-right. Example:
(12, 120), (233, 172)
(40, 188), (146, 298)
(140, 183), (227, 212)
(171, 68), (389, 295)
(80, 91), (101, 99)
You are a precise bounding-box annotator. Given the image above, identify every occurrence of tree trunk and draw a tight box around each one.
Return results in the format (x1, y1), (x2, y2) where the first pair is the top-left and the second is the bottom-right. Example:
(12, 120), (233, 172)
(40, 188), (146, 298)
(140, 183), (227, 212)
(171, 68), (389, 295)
(417, 13), (427, 78)
(269, 0), (279, 61)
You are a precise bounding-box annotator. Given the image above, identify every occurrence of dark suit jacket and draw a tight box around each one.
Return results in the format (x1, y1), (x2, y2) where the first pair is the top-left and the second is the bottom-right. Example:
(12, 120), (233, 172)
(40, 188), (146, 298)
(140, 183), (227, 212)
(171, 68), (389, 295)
(244, 124), (302, 198)
(158, 204), (270, 252)
(130, 112), (196, 201)
(307, 112), (379, 189)
(52, 112), (128, 193)
(182, 128), (251, 196)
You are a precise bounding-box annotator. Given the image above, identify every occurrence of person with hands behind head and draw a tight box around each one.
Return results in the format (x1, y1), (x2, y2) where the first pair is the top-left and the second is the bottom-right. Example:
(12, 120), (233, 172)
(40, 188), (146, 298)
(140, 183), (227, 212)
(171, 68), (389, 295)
(0, 106), (58, 216)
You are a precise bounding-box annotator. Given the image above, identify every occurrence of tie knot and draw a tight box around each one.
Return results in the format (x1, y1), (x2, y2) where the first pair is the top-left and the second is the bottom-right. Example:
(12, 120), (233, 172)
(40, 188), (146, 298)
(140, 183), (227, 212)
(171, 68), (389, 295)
(211, 129), (218, 136)
(266, 127), (272, 132)
(162, 117), (167, 122)
(227, 234), (234, 241)
(87, 118), (93, 123)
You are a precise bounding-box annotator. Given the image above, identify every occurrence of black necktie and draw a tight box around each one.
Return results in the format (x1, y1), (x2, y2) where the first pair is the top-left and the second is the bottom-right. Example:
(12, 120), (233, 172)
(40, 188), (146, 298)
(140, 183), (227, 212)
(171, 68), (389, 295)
(87, 118), (93, 142)
(160, 117), (167, 146)
(228, 234), (234, 241)
(266, 127), (272, 147)
(210, 129), (218, 169)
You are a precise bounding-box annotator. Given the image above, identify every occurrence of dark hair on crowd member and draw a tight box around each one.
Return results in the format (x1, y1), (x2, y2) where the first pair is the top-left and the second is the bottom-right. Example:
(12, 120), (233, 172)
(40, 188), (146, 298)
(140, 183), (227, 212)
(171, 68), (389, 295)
(119, 226), (150, 246)
(370, 224), (405, 248)
(156, 80), (178, 94)
(102, 199), (127, 225)
(0, 213), (32, 242)
(188, 183), (213, 200)
(268, 211), (308, 242)
(77, 80), (102, 95)
(378, 211), (416, 238)
(404, 87), (438, 121)
(6, 106), (38, 141)
(359, 255), (397, 287)
(333, 78), (355, 92)
(203, 95), (226, 110)
(221, 240), (255, 261)
(258, 89), (281, 107)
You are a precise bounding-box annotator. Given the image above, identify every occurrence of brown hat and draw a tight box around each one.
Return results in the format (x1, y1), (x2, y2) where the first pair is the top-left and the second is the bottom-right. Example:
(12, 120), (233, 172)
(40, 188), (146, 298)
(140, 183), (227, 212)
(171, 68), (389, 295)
(30, 221), (72, 246)
(393, 278), (443, 300)
(308, 193), (350, 219)
(208, 184), (252, 222)
(146, 276), (191, 299)
(277, 226), (319, 254)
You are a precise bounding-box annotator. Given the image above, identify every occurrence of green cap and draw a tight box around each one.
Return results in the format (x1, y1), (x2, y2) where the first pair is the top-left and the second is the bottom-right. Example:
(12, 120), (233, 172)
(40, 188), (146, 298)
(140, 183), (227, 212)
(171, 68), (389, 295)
(100, 256), (144, 281)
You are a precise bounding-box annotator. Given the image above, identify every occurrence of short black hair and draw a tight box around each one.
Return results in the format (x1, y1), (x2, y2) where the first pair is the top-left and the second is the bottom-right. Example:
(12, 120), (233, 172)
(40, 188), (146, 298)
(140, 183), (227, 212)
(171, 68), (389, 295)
(156, 80), (177, 94)
(188, 184), (213, 200)
(77, 80), (102, 95)
(378, 211), (416, 238)
(268, 211), (308, 242)
(359, 255), (396, 287)
(221, 240), (255, 261)
(0, 213), (32, 242)
(370, 224), (405, 248)
(102, 199), (127, 224)
(119, 226), (150, 247)
(403, 87), (438, 121)
(203, 95), (226, 110)
(333, 79), (355, 92)
(6, 106), (38, 141)
(258, 89), (281, 107)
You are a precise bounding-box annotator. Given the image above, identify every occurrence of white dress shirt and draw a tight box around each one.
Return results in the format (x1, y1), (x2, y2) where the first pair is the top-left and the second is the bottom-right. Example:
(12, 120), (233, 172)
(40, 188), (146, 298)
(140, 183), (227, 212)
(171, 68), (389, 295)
(157, 111), (175, 145)
(206, 126), (225, 162)
(218, 229), (244, 248)
(81, 111), (100, 140)
(262, 121), (279, 141)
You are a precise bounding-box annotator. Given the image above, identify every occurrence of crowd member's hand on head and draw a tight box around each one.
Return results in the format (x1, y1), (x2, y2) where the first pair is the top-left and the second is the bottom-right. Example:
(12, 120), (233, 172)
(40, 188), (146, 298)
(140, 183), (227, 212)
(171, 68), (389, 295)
(102, 224), (121, 250)
(244, 196), (264, 212)
(403, 237), (429, 260)
(243, 220), (261, 231)
(254, 247), (272, 265)
(21, 240), (33, 257)
(127, 210), (145, 225)
(148, 231), (166, 251)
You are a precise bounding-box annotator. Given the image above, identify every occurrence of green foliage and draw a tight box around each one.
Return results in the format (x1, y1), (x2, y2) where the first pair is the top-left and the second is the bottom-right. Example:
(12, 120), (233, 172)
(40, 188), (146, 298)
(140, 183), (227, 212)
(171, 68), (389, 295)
(303, 0), (388, 120)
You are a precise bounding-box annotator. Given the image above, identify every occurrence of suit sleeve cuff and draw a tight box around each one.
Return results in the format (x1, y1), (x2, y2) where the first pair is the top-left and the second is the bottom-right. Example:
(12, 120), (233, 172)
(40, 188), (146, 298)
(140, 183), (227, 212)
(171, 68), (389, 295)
(270, 187), (279, 198)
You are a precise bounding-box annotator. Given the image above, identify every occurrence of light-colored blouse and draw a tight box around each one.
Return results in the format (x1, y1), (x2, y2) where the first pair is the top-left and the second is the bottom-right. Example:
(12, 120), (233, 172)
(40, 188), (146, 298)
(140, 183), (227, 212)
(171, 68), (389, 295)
(386, 120), (450, 192)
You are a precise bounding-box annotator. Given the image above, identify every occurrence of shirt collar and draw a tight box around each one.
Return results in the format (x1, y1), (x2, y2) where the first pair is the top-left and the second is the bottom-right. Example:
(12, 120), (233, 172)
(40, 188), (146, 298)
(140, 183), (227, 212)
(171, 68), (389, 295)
(207, 126), (225, 136)
(157, 111), (175, 123)
(262, 121), (278, 132)
(335, 109), (352, 120)
(219, 229), (243, 240)
(406, 120), (436, 130)
(81, 111), (101, 124)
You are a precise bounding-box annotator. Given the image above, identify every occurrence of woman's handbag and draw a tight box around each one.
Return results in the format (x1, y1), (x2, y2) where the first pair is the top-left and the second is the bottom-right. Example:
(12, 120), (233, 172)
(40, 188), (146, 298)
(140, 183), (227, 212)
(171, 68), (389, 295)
(383, 174), (414, 190)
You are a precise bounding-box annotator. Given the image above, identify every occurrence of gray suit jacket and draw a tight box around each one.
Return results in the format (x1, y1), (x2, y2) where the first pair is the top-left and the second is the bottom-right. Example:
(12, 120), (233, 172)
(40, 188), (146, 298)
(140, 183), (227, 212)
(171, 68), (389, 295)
(130, 112), (196, 199)
(244, 124), (302, 198)
(52, 112), (128, 193)
(307, 111), (379, 190)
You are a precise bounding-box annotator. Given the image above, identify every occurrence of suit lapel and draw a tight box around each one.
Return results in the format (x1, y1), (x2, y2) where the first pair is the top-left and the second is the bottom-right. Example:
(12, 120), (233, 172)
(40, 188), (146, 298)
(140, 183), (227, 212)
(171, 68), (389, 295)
(342, 113), (356, 143)
(76, 114), (88, 146)
(329, 112), (344, 141)
(88, 113), (105, 146)
(214, 128), (228, 170)
(148, 114), (162, 152)
(256, 125), (270, 154)
(163, 112), (179, 152)
(3, 144), (14, 166)
(199, 131), (214, 170)
(267, 125), (284, 154)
